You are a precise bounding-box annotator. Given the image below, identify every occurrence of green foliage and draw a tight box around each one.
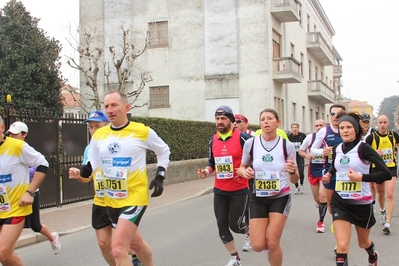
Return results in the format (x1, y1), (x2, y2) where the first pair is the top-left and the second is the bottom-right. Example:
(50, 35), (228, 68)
(0, 1), (63, 115)
(130, 116), (216, 163)
(377, 95), (399, 130)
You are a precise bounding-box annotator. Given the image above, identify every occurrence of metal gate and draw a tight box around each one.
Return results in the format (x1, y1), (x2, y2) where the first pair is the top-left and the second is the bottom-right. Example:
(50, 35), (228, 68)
(8, 111), (93, 208)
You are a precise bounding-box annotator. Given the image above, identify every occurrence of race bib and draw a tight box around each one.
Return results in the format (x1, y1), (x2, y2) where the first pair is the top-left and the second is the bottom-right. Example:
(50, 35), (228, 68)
(292, 142), (301, 152)
(215, 156), (234, 179)
(103, 168), (128, 199)
(381, 148), (393, 165)
(254, 171), (280, 197)
(94, 172), (104, 198)
(311, 155), (325, 164)
(0, 186), (11, 212)
(335, 172), (362, 199)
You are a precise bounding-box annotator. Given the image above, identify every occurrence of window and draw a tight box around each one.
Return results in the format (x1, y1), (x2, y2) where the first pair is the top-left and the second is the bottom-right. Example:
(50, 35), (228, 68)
(300, 53), (304, 76)
(148, 21), (168, 48)
(149, 86), (170, 108)
(307, 15), (310, 32)
(308, 60), (312, 79)
(272, 31), (281, 58)
(292, 102), (297, 122)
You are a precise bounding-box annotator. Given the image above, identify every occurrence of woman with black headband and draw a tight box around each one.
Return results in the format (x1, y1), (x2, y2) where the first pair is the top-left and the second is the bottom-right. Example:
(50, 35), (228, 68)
(322, 112), (391, 266)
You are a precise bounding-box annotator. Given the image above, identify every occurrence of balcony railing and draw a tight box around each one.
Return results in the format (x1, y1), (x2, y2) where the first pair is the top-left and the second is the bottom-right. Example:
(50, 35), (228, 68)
(272, 57), (302, 83)
(306, 32), (334, 65)
(307, 80), (335, 104)
(271, 0), (300, 23)
(333, 65), (343, 78)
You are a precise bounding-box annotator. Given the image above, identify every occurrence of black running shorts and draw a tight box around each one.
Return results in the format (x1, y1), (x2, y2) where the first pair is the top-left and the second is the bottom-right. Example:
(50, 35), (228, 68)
(92, 204), (112, 230)
(249, 194), (291, 219)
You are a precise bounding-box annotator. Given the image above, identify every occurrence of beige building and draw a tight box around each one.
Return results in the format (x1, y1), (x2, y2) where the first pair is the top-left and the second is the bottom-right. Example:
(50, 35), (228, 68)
(345, 100), (374, 124)
(79, 0), (343, 132)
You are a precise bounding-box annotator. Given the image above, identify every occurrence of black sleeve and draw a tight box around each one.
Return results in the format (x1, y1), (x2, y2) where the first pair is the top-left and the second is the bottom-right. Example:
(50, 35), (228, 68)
(359, 143), (392, 183)
(239, 132), (252, 148)
(327, 145), (338, 175)
(365, 134), (372, 145)
(206, 136), (215, 171)
(393, 131), (399, 144)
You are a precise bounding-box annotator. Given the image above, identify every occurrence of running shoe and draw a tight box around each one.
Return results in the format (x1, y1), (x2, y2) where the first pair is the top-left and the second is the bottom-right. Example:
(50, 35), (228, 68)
(316, 221), (325, 233)
(382, 222), (391, 234)
(368, 250), (379, 266)
(294, 187), (300, 195)
(132, 254), (143, 266)
(299, 185), (304, 194)
(380, 210), (386, 225)
(225, 256), (241, 266)
(50, 232), (61, 255)
(315, 202), (319, 208)
(242, 235), (252, 252)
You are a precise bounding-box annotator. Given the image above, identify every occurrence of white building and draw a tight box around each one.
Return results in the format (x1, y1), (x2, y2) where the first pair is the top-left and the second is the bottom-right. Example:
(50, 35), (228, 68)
(79, 0), (343, 133)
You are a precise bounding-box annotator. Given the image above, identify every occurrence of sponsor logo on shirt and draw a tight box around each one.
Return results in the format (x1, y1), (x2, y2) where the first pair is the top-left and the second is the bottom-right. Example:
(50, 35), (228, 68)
(112, 157), (132, 167)
(0, 174), (12, 184)
(102, 157), (132, 167)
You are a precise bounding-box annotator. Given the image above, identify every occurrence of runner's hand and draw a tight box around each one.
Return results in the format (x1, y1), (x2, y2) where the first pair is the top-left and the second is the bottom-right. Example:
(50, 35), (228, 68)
(149, 175), (164, 197)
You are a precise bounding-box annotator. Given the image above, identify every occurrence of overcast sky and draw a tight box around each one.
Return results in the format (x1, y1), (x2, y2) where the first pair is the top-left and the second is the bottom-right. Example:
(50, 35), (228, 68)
(1, 0), (398, 115)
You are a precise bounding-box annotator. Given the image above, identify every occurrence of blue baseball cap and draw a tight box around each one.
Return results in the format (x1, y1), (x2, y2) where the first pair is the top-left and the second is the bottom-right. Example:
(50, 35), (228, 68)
(84, 110), (109, 123)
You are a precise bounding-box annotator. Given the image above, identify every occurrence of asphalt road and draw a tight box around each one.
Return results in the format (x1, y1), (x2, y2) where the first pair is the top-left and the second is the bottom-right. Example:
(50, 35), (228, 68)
(16, 182), (399, 265)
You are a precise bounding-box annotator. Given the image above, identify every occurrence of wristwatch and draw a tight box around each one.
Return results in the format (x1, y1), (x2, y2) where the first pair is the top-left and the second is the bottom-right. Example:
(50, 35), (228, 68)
(26, 190), (36, 197)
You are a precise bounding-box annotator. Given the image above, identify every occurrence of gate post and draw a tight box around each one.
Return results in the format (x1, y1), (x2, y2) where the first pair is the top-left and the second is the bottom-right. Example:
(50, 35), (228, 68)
(1, 94), (15, 129)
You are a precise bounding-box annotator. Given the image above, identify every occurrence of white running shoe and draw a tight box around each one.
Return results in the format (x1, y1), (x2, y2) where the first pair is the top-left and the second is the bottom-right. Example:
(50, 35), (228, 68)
(380, 210), (386, 225)
(316, 221), (325, 233)
(382, 222), (391, 234)
(242, 235), (252, 252)
(299, 186), (304, 194)
(294, 187), (300, 194)
(51, 232), (61, 255)
(225, 256), (241, 266)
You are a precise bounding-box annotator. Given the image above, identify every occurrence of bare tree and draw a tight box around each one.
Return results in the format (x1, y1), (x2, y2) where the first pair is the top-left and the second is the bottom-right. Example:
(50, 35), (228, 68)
(67, 25), (151, 112)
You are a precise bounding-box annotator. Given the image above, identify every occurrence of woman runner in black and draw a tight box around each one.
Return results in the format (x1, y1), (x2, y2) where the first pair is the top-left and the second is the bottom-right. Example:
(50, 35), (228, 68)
(322, 112), (391, 266)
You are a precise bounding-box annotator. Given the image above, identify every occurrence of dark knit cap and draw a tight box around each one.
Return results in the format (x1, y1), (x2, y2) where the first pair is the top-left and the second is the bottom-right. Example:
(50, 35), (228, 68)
(215, 105), (235, 123)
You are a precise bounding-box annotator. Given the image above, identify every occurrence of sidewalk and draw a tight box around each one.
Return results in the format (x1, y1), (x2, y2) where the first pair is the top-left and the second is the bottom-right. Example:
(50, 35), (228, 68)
(16, 176), (214, 249)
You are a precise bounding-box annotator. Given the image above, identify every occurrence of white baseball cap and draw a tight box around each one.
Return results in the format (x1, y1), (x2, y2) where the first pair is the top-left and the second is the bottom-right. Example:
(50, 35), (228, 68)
(8, 122), (29, 134)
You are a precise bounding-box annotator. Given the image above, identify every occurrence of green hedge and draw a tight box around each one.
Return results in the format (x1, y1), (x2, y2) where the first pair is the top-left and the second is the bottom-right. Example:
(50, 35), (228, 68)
(130, 116), (214, 163)
(131, 116), (260, 163)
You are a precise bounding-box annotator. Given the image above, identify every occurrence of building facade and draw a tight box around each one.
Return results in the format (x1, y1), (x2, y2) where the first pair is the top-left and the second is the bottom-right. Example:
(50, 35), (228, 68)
(345, 99), (374, 125)
(79, 0), (343, 132)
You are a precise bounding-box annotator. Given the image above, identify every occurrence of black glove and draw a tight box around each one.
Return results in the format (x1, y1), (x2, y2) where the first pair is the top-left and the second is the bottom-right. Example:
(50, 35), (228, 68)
(149, 175), (165, 197)
(80, 162), (93, 178)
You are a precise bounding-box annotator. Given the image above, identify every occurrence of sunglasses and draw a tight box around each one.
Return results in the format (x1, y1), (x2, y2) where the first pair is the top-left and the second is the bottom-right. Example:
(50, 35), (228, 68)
(330, 112), (339, 117)
(315, 124), (324, 127)
(235, 120), (243, 123)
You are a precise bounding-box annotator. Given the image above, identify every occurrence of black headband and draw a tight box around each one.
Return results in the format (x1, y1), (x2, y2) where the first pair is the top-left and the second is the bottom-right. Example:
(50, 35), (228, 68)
(338, 115), (359, 134)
